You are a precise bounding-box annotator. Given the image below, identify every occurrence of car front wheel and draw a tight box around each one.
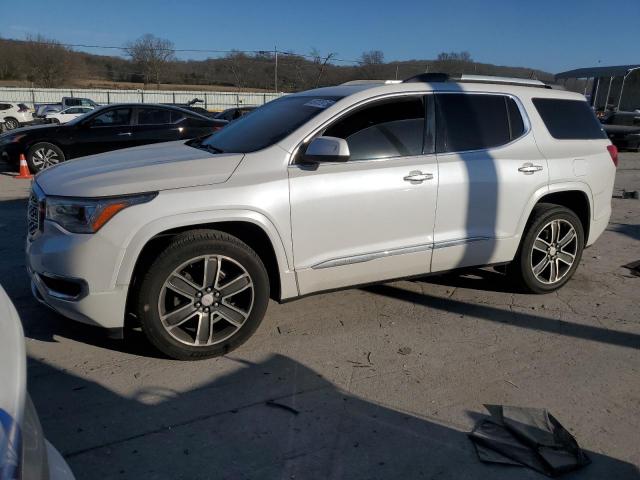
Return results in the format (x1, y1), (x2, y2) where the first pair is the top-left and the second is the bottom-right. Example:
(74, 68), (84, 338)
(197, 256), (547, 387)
(510, 203), (584, 293)
(27, 142), (65, 173)
(136, 229), (270, 360)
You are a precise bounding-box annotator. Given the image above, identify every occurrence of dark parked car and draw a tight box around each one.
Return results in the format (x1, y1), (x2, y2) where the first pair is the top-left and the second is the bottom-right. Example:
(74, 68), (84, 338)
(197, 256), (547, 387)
(0, 103), (227, 172)
(214, 106), (256, 121)
(600, 111), (640, 151)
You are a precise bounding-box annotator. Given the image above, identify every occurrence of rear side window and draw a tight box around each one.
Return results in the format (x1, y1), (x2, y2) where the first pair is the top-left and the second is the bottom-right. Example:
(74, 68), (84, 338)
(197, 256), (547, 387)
(323, 97), (426, 160)
(436, 94), (524, 153)
(138, 108), (171, 125)
(532, 98), (606, 140)
(0, 104), (10, 111)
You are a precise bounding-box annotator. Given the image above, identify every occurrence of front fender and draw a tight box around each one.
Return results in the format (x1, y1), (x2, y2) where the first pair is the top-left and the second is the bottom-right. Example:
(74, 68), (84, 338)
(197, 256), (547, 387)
(113, 209), (297, 298)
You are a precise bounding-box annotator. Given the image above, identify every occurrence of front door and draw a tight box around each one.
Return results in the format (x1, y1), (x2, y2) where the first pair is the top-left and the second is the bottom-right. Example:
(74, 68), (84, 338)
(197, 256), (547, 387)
(288, 95), (439, 295)
(71, 107), (135, 158)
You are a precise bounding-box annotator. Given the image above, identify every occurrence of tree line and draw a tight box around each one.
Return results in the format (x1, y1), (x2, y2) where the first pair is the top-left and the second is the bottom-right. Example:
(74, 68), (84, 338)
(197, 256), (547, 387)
(0, 34), (554, 92)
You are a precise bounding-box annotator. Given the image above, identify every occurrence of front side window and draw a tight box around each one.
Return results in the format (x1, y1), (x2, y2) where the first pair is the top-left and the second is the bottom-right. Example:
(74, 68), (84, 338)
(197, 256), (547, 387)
(138, 108), (171, 125)
(323, 96), (427, 161)
(198, 95), (342, 153)
(65, 108), (81, 114)
(90, 108), (132, 127)
(436, 94), (525, 153)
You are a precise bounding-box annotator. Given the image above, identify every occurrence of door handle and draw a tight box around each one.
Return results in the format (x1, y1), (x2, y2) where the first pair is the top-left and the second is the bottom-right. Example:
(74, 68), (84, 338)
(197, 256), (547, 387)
(117, 132), (132, 136)
(518, 163), (543, 174)
(403, 171), (433, 184)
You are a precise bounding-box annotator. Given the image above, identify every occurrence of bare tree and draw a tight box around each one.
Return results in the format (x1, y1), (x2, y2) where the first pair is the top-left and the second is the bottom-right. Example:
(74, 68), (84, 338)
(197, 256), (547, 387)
(22, 35), (77, 87)
(359, 50), (385, 79)
(361, 50), (384, 65)
(125, 34), (175, 87)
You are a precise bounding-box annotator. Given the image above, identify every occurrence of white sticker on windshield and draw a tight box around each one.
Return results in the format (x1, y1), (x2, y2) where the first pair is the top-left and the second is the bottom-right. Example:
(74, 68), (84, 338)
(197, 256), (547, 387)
(303, 99), (336, 109)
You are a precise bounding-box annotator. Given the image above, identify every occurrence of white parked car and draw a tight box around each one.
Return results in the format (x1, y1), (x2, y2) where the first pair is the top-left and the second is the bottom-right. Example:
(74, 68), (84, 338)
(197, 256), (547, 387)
(0, 103), (34, 130)
(44, 107), (94, 124)
(0, 284), (75, 479)
(26, 75), (617, 360)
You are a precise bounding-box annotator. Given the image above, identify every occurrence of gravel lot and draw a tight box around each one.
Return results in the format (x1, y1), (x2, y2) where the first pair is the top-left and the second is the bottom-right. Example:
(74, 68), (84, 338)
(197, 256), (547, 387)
(0, 153), (638, 480)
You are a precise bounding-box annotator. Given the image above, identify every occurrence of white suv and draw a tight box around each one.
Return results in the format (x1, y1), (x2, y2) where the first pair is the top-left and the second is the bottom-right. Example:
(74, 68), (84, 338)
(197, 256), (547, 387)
(0, 102), (34, 130)
(26, 75), (617, 360)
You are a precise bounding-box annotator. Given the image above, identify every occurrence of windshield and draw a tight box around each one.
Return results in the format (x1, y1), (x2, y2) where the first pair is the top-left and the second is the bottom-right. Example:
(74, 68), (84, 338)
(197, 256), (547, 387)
(197, 95), (342, 153)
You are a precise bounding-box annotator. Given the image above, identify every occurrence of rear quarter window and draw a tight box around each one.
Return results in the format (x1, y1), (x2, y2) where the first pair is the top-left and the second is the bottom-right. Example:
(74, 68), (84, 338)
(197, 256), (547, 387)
(532, 98), (606, 140)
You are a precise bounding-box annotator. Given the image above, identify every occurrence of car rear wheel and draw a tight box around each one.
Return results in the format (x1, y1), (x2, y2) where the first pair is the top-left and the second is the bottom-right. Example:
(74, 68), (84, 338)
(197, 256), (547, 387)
(4, 117), (19, 130)
(136, 230), (270, 360)
(509, 203), (584, 293)
(27, 142), (65, 173)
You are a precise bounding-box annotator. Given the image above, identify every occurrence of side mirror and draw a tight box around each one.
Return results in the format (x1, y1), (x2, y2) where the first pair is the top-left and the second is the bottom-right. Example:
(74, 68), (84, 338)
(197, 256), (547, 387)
(303, 136), (350, 163)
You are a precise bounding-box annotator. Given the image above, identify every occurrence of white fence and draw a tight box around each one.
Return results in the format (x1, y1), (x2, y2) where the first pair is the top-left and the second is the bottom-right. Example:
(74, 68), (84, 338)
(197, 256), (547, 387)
(0, 87), (286, 111)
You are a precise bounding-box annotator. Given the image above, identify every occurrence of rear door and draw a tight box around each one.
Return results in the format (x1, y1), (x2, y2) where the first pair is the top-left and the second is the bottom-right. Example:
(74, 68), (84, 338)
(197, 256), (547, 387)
(70, 107), (135, 157)
(132, 107), (179, 146)
(431, 93), (549, 271)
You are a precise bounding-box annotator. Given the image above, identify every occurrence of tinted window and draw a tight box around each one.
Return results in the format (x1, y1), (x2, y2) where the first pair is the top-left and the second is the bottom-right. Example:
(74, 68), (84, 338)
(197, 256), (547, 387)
(138, 108), (171, 125)
(0, 104), (10, 111)
(200, 96), (342, 153)
(171, 111), (185, 123)
(436, 94), (515, 153)
(324, 97), (426, 160)
(90, 108), (132, 126)
(507, 97), (525, 139)
(532, 98), (606, 140)
(65, 108), (81, 114)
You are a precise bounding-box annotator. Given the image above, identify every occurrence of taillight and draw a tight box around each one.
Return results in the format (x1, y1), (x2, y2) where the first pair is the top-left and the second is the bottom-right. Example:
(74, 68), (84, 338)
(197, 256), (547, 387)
(607, 144), (618, 167)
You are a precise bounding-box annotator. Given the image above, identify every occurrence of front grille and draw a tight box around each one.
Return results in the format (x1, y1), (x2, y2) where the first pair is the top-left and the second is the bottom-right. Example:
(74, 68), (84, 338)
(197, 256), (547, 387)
(27, 183), (45, 238)
(27, 192), (40, 236)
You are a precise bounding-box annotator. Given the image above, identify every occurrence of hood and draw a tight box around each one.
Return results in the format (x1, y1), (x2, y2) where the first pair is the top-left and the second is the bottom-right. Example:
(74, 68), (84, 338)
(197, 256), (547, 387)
(0, 123), (63, 139)
(36, 140), (244, 197)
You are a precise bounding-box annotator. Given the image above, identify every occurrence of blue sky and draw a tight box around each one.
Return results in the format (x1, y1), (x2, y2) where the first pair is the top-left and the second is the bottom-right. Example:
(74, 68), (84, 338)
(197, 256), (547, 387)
(1, 0), (638, 73)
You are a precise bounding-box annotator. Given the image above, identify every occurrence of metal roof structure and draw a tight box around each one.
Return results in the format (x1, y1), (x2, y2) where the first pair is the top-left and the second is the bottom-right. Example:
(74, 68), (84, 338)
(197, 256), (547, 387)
(556, 64), (640, 80)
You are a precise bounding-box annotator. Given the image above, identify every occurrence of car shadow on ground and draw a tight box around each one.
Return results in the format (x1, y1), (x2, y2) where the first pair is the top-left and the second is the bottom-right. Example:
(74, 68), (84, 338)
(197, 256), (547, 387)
(417, 267), (522, 293)
(28, 354), (639, 480)
(363, 284), (640, 351)
(607, 221), (640, 241)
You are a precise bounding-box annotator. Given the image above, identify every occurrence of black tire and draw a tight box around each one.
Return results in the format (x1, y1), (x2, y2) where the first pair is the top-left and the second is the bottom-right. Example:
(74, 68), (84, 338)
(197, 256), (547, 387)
(509, 203), (584, 294)
(136, 229), (270, 360)
(4, 117), (19, 130)
(27, 142), (65, 173)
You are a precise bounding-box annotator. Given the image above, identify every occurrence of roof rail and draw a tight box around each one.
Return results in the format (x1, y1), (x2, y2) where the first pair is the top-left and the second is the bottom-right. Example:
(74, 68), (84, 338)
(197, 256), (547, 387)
(403, 73), (551, 88)
(340, 79), (403, 85)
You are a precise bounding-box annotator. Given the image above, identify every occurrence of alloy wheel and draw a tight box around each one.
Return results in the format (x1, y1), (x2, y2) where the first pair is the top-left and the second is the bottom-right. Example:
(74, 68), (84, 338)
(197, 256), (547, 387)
(31, 147), (61, 170)
(530, 219), (578, 284)
(158, 255), (254, 347)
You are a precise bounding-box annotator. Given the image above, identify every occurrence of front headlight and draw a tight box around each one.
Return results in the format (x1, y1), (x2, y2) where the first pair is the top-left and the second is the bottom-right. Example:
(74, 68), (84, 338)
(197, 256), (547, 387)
(45, 193), (157, 233)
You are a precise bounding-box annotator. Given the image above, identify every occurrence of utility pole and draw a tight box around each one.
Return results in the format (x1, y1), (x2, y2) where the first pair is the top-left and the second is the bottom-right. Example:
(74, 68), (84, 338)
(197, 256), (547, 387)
(274, 46), (278, 93)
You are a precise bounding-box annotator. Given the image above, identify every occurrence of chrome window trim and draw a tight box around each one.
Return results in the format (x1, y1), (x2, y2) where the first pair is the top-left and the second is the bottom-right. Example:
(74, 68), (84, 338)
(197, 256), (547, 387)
(434, 91), (532, 156)
(289, 91), (433, 166)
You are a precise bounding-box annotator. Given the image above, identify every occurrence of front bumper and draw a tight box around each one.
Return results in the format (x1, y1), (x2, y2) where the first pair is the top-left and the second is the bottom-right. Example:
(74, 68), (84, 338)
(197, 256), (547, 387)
(26, 221), (129, 330)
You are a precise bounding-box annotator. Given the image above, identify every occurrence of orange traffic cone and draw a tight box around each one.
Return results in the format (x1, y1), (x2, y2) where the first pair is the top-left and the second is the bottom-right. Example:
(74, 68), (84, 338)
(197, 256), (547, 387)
(15, 154), (32, 180)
